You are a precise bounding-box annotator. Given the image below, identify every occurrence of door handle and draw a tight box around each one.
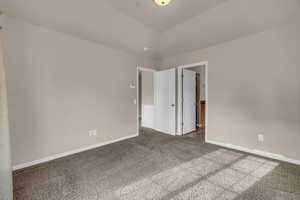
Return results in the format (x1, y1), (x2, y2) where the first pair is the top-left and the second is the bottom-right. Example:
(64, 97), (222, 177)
(170, 104), (175, 107)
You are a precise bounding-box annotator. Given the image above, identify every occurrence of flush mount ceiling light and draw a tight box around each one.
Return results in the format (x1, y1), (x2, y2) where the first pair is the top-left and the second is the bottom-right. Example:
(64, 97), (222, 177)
(154, 0), (173, 7)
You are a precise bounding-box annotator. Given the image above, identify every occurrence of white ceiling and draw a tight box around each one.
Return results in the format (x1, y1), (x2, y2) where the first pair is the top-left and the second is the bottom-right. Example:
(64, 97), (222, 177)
(0, 0), (300, 59)
(159, 0), (300, 57)
(0, 0), (160, 58)
(104, 0), (228, 31)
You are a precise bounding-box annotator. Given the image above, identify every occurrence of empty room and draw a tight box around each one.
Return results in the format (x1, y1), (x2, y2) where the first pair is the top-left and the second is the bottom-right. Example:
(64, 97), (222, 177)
(1, 0), (300, 199)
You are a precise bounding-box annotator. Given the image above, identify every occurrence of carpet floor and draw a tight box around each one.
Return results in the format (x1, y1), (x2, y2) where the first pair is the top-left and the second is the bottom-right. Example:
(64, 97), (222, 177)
(13, 128), (300, 200)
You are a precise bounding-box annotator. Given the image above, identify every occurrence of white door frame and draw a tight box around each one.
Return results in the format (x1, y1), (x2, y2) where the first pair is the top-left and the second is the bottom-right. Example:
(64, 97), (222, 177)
(177, 61), (208, 142)
(136, 66), (157, 136)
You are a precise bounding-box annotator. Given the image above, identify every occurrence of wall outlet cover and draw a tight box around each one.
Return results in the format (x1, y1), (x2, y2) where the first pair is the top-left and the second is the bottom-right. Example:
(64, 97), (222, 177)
(258, 134), (264, 142)
(89, 130), (97, 136)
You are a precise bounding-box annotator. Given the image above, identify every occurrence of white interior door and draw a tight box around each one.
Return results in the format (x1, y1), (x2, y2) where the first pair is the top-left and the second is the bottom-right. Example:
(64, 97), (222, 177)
(182, 69), (196, 134)
(155, 69), (176, 135)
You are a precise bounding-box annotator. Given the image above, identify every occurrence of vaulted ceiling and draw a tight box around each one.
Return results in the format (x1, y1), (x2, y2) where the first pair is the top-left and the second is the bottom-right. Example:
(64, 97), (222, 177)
(159, 0), (300, 57)
(0, 0), (160, 58)
(104, 0), (228, 31)
(1, 0), (300, 60)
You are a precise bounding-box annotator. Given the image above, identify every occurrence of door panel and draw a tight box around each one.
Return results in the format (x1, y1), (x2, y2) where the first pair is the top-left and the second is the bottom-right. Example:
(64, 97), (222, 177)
(182, 69), (196, 134)
(155, 69), (176, 135)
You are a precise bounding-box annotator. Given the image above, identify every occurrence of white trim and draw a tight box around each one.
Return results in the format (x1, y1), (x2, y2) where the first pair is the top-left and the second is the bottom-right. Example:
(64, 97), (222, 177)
(178, 61), (208, 69)
(177, 61), (208, 142)
(13, 134), (138, 171)
(207, 140), (300, 166)
(137, 66), (140, 136)
(137, 66), (157, 73)
(205, 63), (208, 143)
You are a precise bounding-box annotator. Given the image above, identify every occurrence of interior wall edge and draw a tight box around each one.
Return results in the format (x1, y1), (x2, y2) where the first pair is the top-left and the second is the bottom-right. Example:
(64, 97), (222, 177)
(13, 134), (138, 171)
(207, 140), (300, 166)
(0, 22), (13, 200)
(159, 16), (300, 67)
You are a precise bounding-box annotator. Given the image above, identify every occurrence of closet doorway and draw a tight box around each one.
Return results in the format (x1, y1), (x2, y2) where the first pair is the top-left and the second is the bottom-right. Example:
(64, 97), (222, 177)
(177, 62), (208, 140)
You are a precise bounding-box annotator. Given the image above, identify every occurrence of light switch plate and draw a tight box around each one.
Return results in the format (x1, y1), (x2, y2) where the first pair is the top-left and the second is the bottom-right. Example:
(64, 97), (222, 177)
(88, 130), (97, 136)
(129, 81), (136, 89)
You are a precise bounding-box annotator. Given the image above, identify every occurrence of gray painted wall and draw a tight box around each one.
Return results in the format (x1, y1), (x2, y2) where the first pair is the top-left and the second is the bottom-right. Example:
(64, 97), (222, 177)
(0, 31), (13, 200)
(160, 20), (300, 161)
(3, 16), (156, 166)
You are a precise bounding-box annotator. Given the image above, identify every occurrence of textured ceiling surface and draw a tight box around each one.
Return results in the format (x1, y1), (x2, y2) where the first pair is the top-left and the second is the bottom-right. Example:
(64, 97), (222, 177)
(0, 0), (160, 58)
(104, 0), (228, 31)
(0, 0), (300, 59)
(159, 0), (300, 57)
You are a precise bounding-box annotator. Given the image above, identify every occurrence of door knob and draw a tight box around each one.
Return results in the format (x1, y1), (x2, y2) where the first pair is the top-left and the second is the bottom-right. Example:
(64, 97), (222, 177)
(170, 104), (175, 107)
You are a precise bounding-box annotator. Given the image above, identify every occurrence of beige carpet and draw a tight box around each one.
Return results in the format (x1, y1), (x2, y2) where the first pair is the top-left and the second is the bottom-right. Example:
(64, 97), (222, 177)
(13, 128), (300, 199)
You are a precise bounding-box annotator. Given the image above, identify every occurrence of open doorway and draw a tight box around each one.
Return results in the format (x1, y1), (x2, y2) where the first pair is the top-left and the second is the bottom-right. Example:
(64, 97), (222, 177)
(177, 62), (208, 140)
(136, 63), (207, 139)
(137, 67), (177, 136)
(137, 67), (156, 134)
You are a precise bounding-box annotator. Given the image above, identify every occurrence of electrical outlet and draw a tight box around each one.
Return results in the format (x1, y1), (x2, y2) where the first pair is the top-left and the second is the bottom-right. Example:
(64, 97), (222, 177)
(88, 130), (97, 136)
(258, 134), (264, 142)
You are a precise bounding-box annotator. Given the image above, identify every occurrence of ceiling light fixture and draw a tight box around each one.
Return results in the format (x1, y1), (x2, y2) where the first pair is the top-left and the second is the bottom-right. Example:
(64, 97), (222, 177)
(154, 0), (173, 7)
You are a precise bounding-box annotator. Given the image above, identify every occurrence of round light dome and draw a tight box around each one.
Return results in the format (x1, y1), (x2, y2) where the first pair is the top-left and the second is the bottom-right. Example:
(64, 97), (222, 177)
(154, 0), (173, 7)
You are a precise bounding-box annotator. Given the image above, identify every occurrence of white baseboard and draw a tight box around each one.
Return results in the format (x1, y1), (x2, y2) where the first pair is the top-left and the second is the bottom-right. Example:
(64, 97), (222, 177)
(207, 140), (300, 166)
(13, 134), (139, 171)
